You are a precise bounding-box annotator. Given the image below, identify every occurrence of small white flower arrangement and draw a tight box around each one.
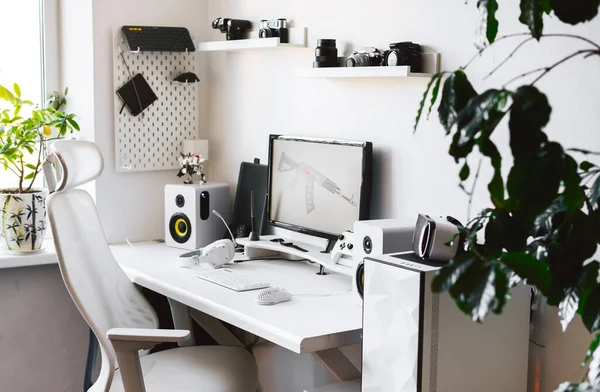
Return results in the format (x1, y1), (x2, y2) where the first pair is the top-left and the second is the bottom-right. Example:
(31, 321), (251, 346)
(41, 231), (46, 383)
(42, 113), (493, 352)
(177, 153), (206, 184)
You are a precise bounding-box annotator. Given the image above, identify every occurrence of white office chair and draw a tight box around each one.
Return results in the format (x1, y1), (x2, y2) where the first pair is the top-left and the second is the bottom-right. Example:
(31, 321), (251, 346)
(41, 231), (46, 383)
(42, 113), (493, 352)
(44, 140), (258, 392)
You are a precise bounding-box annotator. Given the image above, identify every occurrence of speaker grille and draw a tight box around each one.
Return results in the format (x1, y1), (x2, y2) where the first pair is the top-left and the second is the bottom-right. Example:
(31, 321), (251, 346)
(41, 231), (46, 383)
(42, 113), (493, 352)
(429, 293), (440, 392)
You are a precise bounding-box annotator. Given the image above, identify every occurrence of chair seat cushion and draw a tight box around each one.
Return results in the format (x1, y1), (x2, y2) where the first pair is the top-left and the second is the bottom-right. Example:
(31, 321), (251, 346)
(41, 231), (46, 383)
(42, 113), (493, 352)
(110, 345), (258, 392)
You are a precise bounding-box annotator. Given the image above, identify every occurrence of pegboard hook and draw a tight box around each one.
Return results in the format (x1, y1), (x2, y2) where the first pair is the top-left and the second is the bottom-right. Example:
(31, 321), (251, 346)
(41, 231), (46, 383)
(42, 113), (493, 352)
(132, 47), (141, 54)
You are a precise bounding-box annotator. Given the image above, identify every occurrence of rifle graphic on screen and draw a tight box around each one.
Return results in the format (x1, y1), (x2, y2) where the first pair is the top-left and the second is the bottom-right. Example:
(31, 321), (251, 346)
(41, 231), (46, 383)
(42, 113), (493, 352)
(277, 151), (357, 214)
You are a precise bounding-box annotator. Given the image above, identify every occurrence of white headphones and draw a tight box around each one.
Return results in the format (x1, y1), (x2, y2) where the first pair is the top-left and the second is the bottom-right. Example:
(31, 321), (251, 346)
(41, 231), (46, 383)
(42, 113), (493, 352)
(178, 239), (235, 269)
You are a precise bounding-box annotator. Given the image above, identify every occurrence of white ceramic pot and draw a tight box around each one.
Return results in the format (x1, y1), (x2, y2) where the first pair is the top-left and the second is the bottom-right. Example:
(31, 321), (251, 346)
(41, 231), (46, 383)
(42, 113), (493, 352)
(0, 189), (48, 252)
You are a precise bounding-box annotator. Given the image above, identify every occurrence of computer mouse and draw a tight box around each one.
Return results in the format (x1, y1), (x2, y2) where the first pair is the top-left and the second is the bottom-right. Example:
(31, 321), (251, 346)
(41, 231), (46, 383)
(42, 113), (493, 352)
(173, 72), (200, 84)
(255, 287), (292, 306)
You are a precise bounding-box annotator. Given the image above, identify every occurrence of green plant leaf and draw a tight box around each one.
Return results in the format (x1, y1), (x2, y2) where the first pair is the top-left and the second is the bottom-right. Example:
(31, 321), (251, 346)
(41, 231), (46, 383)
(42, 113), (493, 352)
(501, 252), (551, 295)
(541, 0), (552, 13)
(550, 0), (600, 25)
(583, 333), (600, 368)
(448, 90), (508, 163)
(507, 142), (563, 222)
(24, 172), (34, 180)
(13, 83), (21, 98)
(415, 73), (443, 131)
(580, 161), (597, 172)
(432, 252), (477, 292)
(493, 264), (511, 314)
(460, 162), (470, 181)
(438, 71), (478, 134)
(520, 0), (545, 39)
(428, 74), (444, 119)
(560, 288), (581, 331)
(578, 262), (600, 315)
(582, 283), (600, 333)
(590, 174), (600, 206)
(478, 0), (500, 43)
(479, 139), (505, 207)
(509, 86), (552, 159)
(67, 118), (80, 131)
(449, 261), (497, 322)
(25, 163), (37, 170)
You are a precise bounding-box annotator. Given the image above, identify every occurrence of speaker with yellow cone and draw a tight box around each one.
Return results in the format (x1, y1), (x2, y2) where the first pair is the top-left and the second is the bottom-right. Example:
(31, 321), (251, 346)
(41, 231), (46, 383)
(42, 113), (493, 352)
(165, 183), (230, 250)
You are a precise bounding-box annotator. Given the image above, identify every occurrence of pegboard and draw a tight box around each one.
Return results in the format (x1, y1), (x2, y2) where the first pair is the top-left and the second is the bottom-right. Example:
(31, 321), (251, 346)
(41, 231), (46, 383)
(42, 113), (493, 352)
(112, 29), (200, 172)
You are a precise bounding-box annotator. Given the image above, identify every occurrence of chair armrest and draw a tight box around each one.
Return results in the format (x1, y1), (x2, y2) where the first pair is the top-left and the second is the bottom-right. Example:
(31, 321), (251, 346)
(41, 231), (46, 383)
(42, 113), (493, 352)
(107, 328), (190, 392)
(107, 328), (190, 343)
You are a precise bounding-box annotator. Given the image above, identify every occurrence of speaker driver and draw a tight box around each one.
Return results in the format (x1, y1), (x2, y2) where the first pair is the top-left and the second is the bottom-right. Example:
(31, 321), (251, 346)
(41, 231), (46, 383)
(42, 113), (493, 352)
(355, 262), (364, 299)
(169, 213), (192, 244)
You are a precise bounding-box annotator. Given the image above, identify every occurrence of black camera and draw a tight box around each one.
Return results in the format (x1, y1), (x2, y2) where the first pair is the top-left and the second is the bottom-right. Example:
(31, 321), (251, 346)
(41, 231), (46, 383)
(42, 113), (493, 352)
(381, 42), (422, 72)
(345, 47), (382, 67)
(259, 19), (289, 43)
(212, 17), (252, 40)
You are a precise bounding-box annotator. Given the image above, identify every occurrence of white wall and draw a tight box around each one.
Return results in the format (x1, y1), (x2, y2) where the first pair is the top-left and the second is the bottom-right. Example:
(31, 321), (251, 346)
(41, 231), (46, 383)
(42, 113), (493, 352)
(205, 1), (600, 391)
(0, 265), (88, 392)
(91, 0), (209, 244)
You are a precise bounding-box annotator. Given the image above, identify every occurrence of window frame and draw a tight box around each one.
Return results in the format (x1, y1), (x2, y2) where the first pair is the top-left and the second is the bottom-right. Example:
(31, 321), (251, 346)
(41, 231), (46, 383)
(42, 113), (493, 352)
(41, 0), (60, 103)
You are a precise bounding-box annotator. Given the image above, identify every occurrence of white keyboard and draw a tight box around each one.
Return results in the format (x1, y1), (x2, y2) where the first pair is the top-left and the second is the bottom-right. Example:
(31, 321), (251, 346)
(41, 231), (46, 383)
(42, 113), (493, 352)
(196, 268), (270, 292)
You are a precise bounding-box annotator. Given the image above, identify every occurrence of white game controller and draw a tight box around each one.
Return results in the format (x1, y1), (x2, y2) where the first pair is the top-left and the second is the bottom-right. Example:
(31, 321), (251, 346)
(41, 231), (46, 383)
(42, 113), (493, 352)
(331, 231), (354, 264)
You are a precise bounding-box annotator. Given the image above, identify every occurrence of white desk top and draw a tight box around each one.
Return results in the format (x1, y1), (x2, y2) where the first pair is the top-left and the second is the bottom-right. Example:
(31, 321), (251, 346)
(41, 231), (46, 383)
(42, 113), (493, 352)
(111, 242), (362, 354)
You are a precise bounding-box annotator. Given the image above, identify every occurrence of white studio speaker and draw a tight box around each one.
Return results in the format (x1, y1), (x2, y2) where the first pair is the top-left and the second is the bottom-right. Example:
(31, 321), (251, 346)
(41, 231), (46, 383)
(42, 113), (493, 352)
(352, 219), (414, 306)
(165, 183), (230, 250)
(361, 252), (531, 392)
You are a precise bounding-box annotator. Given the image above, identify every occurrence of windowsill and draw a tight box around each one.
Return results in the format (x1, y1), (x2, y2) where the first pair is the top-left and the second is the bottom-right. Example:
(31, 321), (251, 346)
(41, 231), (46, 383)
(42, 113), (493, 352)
(0, 242), (58, 269)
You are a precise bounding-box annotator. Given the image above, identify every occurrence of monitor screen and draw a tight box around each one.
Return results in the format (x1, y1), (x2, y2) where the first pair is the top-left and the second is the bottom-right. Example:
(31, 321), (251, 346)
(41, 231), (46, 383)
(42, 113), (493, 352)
(268, 135), (372, 238)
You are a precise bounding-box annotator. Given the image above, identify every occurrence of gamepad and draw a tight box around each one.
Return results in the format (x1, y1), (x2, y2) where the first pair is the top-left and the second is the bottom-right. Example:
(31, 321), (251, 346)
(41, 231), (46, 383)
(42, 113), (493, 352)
(331, 231), (354, 264)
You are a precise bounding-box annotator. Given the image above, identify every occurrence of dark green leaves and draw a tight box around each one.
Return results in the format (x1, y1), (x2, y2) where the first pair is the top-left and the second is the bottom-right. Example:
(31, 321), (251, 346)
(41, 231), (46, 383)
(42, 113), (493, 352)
(478, 0), (500, 43)
(501, 252), (551, 294)
(459, 162), (470, 181)
(449, 89), (508, 161)
(432, 252), (477, 292)
(509, 86), (552, 158)
(520, 0), (545, 39)
(438, 71), (477, 134)
(415, 73), (444, 132)
(583, 282), (600, 332)
(583, 333), (600, 367)
(551, 0), (600, 25)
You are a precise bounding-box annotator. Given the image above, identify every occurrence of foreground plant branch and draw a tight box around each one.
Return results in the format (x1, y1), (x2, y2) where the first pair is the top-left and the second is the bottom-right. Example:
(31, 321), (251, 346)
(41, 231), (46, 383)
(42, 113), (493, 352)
(414, 2), (600, 391)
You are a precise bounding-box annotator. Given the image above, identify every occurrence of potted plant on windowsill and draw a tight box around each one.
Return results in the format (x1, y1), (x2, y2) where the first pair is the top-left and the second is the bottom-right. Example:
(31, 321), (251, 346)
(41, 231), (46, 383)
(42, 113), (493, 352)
(0, 84), (79, 252)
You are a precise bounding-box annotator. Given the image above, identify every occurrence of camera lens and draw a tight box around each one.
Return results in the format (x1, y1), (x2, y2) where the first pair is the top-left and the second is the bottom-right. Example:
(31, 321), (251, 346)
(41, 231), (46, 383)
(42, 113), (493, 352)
(259, 28), (272, 38)
(314, 39), (338, 68)
(175, 194), (185, 208)
(363, 236), (373, 254)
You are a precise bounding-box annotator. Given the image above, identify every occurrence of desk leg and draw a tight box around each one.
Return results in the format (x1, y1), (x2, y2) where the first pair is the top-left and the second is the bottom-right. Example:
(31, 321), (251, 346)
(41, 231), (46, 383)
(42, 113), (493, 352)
(313, 348), (361, 382)
(190, 309), (245, 348)
(167, 298), (196, 347)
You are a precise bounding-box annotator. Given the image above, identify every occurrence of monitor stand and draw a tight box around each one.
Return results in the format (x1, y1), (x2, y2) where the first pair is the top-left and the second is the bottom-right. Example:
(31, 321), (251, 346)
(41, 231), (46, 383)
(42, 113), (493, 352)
(236, 235), (355, 277)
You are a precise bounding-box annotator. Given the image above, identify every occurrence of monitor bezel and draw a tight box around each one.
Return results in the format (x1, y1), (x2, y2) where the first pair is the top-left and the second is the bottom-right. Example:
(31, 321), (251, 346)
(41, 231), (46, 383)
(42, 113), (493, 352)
(267, 134), (372, 242)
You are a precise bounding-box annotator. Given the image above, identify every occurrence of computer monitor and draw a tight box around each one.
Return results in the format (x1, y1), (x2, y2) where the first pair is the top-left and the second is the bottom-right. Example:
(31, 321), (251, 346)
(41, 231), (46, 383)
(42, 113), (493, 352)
(267, 135), (372, 239)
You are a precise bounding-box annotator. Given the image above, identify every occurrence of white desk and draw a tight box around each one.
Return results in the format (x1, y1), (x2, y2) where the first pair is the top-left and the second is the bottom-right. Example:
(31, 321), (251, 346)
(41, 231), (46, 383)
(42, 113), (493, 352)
(111, 241), (363, 383)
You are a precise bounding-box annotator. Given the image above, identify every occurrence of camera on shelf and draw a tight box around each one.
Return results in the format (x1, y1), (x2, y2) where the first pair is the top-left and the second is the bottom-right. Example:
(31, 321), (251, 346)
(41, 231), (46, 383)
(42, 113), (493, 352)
(212, 17), (252, 40)
(345, 47), (383, 67)
(381, 42), (422, 72)
(259, 19), (289, 43)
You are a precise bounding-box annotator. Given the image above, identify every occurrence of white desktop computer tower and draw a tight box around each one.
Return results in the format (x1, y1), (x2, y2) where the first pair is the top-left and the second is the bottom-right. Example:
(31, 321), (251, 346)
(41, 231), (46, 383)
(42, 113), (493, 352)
(362, 252), (530, 392)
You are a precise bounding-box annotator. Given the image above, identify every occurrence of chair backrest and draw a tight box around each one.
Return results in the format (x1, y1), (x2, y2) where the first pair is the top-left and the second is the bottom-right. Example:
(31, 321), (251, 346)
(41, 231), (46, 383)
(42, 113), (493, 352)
(45, 141), (159, 392)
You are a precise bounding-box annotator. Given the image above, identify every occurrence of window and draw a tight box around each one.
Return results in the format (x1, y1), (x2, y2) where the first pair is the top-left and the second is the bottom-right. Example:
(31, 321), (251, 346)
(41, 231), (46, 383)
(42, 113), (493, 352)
(0, 0), (55, 189)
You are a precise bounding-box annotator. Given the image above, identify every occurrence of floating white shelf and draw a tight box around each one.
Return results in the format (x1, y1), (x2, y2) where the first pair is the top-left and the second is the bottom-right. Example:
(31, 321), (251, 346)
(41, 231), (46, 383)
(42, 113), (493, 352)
(297, 52), (441, 79)
(296, 66), (433, 79)
(198, 27), (307, 52)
